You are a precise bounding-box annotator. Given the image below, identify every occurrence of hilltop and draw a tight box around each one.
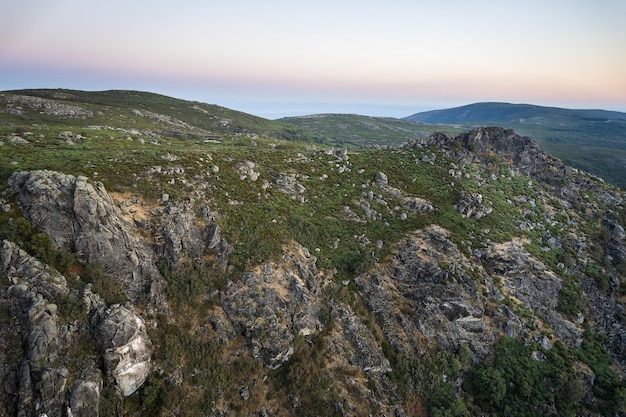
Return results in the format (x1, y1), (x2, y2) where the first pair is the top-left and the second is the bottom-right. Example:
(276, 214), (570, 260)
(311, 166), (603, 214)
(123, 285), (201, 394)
(0, 89), (625, 417)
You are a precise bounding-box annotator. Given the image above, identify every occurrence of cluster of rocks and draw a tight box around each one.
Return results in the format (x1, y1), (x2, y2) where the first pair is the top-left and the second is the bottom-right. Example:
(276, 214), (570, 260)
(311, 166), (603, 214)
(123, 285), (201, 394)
(276, 173), (306, 195)
(154, 202), (224, 269)
(356, 226), (498, 358)
(237, 161), (260, 181)
(132, 108), (192, 130)
(454, 192), (493, 219)
(220, 244), (323, 368)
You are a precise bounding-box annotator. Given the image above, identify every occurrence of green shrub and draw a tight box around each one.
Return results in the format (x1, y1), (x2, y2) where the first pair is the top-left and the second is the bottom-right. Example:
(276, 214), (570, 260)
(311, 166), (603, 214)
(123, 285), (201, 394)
(83, 262), (128, 305)
(558, 275), (586, 316)
(56, 293), (87, 323)
(465, 365), (506, 409)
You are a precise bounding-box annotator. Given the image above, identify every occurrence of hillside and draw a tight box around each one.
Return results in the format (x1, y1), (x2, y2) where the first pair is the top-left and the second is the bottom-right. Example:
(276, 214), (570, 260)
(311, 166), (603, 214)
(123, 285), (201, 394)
(405, 102), (626, 188)
(278, 113), (465, 148)
(0, 89), (625, 417)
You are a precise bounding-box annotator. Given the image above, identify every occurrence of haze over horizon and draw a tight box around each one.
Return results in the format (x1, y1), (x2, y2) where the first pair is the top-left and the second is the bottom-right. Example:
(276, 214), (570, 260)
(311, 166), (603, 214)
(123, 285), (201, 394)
(1, 1), (625, 119)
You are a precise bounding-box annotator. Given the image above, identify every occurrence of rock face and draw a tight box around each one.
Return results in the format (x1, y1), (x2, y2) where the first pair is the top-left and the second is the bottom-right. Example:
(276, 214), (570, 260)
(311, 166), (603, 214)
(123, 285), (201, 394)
(1, 231), (154, 415)
(91, 303), (153, 397)
(327, 301), (391, 373)
(356, 226), (499, 358)
(69, 368), (103, 417)
(9, 170), (164, 302)
(221, 243), (323, 368)
(155, 203), (223, 268)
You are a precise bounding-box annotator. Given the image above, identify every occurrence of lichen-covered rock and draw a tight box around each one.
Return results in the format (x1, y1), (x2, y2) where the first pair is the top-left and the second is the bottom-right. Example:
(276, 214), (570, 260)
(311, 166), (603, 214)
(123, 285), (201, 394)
(327, 301), (391, 373)
(276, 174), (306, 195)
(91, 303), (153, 396)
(482, 239), (561, 313)
(155, 203), (224, 269)
(9, 170), (164, 302)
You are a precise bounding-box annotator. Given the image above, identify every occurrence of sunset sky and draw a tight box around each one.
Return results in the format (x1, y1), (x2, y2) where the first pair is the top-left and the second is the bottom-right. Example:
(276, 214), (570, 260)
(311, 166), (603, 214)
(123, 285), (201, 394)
(1, 1), (625, 118)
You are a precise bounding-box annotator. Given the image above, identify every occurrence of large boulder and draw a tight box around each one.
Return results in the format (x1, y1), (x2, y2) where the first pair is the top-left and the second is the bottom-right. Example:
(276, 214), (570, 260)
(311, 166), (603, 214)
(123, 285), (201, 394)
(91, 303), (153, 396)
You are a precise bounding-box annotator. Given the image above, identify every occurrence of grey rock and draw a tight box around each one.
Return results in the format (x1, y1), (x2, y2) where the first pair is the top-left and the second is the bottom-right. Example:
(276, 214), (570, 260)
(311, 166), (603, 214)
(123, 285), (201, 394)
(0, 94), (93, 119)
(1, 239), (68, 299)
(328, 301), (391, 373)
(403, 196), (434, 212)
(454, 192), (493, 219)
(69, 367), (103, 417)
(208, 307), (238, 345)
(276, 174), (306, 195)
(482, 240), (561, 313)
(9, 170), (164, 302)
(375, 172), (389, 187)
(91, 303), (153, 396)
(237, 161), (260, 181)
(356, 225), (497, 359)
(1, 240), (68, 417)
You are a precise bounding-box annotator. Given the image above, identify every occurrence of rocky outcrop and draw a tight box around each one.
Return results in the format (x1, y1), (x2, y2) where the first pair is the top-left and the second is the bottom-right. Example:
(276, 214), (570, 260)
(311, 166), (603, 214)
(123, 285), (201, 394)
(356, 226), (499, 359)
(0, 240), (100, 417)
(69, 367), (103, 417)
(0, 94), (94, 118)
(9, 170), (164, 302)
(221, 243), (323, 368)
(237, 161), (260, 181)
(482, 239), (561, 313)
(91, 303), (153, 397)
(328, 301), (391, 373)
(1, 236), (153, 415)
(276, 174), (306, 195)
(481, 239), (584, 347)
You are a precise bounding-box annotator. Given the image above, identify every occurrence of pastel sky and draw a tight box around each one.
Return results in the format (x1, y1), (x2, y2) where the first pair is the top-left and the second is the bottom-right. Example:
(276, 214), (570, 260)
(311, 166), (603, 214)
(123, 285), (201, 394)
(1, 1), (625, 118)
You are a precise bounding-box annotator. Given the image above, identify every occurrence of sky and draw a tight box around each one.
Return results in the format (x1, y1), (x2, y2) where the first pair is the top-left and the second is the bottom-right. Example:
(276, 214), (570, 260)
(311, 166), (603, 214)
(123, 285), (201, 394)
(1, 1), (625, 118)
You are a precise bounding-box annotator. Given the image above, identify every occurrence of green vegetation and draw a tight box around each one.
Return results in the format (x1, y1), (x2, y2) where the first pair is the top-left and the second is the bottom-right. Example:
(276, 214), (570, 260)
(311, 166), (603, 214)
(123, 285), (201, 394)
(391, 347), (472, 417)
(465, 338), (578, 416)
(0, 211), (77, 275)
(279, 113), (465, 148)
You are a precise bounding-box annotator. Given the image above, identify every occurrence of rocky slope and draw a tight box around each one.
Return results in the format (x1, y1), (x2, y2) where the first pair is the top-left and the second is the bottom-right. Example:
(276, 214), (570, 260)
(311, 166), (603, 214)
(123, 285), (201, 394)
(0, 90), (625, 417)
